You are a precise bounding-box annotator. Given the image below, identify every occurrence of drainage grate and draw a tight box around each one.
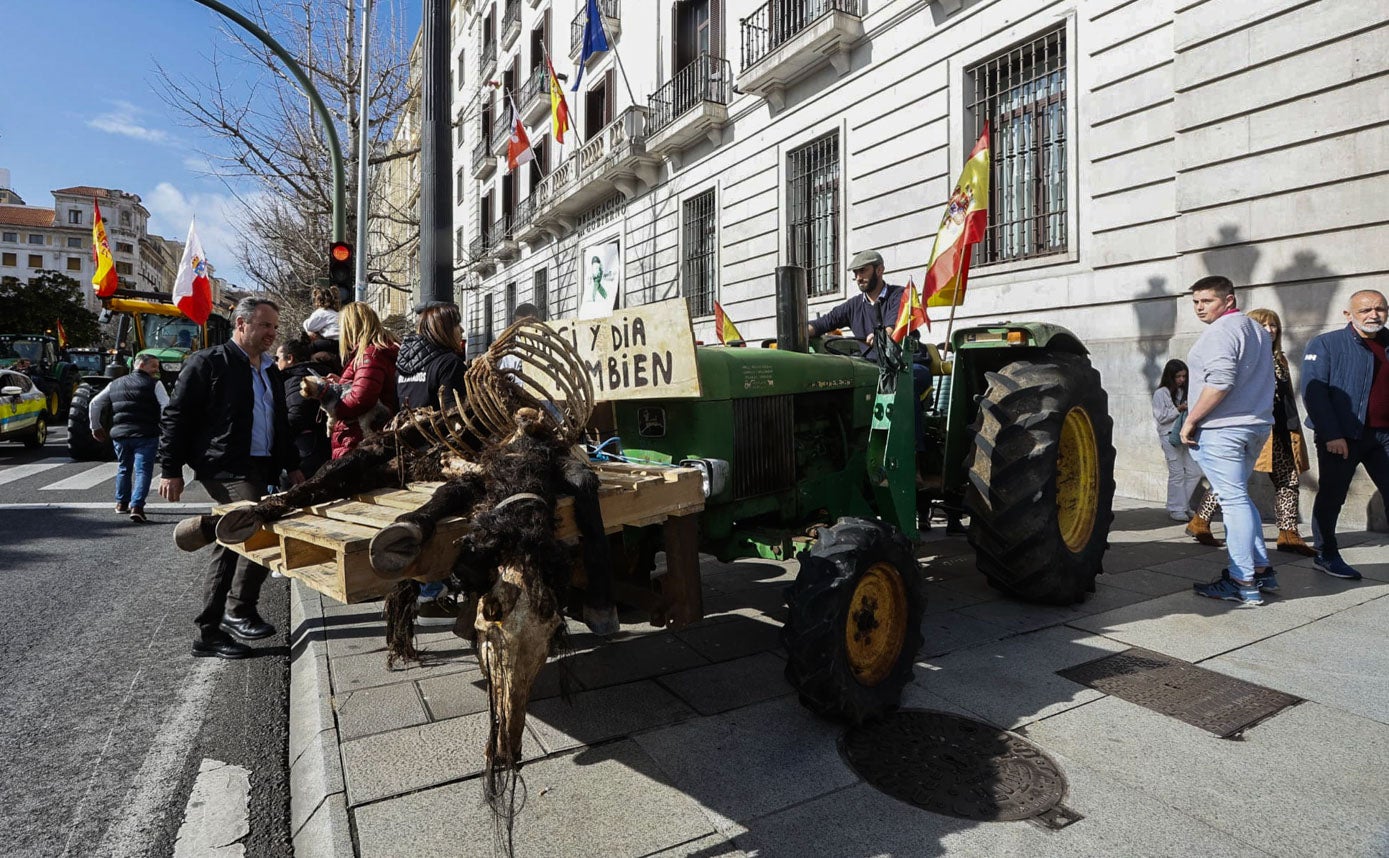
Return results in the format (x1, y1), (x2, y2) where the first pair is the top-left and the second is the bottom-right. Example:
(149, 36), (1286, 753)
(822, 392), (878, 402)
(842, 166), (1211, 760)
(1058, 647), (1301, 738)
(842, 710), (1067, 822)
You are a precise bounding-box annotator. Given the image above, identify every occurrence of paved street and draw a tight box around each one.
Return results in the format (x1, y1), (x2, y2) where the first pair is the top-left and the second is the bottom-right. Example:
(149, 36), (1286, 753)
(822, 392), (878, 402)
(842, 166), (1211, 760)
(0, 430), (292, 857)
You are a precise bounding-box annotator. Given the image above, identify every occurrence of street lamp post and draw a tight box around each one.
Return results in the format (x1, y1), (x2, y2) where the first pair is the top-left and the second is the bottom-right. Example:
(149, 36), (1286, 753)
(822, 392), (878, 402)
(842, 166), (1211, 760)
(355, 0), (374, 302)
(418, 0), (454, 305)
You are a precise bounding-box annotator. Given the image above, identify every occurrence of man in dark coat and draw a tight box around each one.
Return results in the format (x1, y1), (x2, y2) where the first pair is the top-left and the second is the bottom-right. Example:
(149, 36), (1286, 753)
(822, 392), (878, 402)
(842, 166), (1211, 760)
(158, 297), (304, 659)
(276, 337), (332, 478)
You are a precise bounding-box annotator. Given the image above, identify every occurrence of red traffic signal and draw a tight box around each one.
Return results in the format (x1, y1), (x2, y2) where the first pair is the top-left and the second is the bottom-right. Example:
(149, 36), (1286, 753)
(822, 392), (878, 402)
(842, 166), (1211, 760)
(328, 242), (353, 287)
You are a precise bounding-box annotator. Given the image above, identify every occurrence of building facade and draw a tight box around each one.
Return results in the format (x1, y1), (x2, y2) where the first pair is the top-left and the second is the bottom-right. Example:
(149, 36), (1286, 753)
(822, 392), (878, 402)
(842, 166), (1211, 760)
(446, 0), (1389, 525)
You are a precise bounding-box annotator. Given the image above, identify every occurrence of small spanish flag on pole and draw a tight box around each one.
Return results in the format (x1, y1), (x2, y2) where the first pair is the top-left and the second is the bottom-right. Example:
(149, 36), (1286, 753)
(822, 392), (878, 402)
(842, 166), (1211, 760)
(91, 198), (119, 298)
(714, 301), (744, 344)
(545, 55), (572, 144)
(890, 277), (928, 342)
(55, 318), (68, 348)
(925, 124), (990, 310)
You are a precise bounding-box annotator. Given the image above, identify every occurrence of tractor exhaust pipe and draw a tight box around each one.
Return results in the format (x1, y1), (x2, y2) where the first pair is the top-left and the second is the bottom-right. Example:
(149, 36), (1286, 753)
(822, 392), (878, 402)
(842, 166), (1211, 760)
(775, 265), (809, 353)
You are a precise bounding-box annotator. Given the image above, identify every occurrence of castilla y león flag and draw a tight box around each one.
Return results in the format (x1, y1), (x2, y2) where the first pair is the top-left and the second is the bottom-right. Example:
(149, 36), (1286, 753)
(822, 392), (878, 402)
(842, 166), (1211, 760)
(91, 198), (119, 297)
(925, 124), (990, 309)
(173, 219), (213, 325)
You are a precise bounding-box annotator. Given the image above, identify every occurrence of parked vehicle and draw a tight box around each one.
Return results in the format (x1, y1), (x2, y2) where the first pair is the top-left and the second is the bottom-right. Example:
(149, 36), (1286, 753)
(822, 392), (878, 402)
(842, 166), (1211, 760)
(0, 334), (81, 420)
(0, 368), (50, 448)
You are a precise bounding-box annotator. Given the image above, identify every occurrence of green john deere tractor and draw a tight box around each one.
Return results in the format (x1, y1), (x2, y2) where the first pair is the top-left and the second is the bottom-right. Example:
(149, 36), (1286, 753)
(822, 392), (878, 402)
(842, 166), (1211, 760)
(0, 334), (82, 420)
(67, 290), (232, 461)
(605, 268), (1116, 724)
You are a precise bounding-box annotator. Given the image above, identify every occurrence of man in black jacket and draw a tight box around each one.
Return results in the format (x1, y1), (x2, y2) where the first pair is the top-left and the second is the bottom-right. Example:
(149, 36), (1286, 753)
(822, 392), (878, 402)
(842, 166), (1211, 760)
(159, 297), (304, 659)
(276, 337), (332, 478)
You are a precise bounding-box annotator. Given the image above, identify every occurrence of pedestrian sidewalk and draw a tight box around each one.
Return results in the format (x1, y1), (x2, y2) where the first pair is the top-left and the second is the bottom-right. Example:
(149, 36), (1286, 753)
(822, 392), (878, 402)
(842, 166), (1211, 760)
(285, 497), (1389, 858)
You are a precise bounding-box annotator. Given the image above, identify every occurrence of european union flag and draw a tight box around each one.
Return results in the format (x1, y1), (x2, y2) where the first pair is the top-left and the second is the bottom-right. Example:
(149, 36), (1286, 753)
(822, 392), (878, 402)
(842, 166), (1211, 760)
(571, 0), (610, 91)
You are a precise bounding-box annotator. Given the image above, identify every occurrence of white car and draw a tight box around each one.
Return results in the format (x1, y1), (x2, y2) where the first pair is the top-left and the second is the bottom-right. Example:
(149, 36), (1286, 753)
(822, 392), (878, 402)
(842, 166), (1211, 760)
(0, 369), (48, 447)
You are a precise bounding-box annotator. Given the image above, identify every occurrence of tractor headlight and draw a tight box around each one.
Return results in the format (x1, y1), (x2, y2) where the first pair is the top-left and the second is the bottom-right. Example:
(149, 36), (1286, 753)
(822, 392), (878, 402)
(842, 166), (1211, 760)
(680, 458), (730, 499)
(161, 361), (182, 373)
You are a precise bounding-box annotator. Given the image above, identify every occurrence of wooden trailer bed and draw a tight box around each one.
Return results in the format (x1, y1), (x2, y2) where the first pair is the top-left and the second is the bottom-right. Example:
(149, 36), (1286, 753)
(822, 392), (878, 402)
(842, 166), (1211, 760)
(213, 461), (707, 626)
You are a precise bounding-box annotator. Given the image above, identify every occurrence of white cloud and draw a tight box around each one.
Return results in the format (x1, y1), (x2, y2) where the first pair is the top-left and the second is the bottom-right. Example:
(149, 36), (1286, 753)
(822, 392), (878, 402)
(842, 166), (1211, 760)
(144, 182), (249, 287)
(87, 100), (172, 144)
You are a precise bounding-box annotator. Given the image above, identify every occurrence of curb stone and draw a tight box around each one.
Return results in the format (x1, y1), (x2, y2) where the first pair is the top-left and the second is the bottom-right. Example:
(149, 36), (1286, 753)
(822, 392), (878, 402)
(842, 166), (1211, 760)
(288, 579), (355, 857)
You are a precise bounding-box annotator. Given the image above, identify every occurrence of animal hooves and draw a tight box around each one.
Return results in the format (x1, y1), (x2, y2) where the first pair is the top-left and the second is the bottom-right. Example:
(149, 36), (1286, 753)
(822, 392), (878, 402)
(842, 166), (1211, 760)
(215, 508), (263, 545)
(370, 522), (425, 578)
(582, 604), (621, 637)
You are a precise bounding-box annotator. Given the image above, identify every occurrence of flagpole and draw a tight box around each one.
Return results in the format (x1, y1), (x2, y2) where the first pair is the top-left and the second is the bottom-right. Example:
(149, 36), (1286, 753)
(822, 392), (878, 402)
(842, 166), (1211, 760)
(592, 1), (638, 109)
(540, 41), (578, 151)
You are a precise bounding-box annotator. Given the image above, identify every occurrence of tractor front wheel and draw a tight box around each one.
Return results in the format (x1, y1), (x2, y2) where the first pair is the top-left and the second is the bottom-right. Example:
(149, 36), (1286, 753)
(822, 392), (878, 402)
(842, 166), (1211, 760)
(965, 353), (1116, 605)
(782, 517), (925, 724)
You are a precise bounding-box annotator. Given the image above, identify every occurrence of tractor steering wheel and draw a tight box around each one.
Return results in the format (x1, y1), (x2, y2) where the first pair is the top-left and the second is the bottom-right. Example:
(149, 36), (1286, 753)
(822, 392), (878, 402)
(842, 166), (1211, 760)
(819, 335), (869, 357)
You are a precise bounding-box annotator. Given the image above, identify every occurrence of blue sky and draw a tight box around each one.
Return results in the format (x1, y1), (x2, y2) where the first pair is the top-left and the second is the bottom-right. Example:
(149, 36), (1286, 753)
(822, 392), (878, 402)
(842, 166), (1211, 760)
(0, 0), (419, 289)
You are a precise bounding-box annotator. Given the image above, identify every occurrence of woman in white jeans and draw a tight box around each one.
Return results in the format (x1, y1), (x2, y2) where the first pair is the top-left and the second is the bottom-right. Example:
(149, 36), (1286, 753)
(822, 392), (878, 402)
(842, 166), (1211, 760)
(1152, 359), (1204, 521)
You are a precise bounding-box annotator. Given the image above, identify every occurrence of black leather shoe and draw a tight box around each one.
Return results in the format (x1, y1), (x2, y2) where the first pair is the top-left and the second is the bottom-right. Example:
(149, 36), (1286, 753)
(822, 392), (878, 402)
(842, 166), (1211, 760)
(193, 633), (252, 659)
(220, 613), (275, 640)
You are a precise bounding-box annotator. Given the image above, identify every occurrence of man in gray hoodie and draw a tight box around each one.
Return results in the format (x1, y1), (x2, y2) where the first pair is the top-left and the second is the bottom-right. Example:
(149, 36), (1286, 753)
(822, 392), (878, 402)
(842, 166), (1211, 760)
(1180, 275), (1276, 605)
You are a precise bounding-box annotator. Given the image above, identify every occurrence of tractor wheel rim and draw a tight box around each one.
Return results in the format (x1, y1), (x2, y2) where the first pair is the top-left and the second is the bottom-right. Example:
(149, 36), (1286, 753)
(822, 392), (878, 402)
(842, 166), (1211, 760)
(1057, 406), (1099, 553)
(845, 562), (909, 687)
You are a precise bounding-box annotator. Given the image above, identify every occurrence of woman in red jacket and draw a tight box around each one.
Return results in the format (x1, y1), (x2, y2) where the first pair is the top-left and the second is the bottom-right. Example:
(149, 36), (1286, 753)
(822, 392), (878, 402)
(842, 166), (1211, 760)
(302, 302), (399, 458)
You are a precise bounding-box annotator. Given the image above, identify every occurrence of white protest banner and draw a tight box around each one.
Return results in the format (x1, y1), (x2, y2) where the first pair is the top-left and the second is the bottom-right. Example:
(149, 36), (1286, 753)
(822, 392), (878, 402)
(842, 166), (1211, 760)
(551, 298), (702, 400)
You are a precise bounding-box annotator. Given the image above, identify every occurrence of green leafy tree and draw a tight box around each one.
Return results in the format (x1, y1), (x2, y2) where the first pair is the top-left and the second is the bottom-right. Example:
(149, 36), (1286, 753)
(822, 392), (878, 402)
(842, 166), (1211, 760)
(0, 271), (101, 346)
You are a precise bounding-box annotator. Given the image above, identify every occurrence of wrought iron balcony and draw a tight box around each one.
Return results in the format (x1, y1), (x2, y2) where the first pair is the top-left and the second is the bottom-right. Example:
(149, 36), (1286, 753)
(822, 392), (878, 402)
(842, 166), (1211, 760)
(490, 116), (512, 155)
(468, 232), (493, 272)
(646, 53), (732, 157)
(500, 0), (521, 52)
(529, 106), (658, 230)
(518, 64), (550, 125)
(570, 0), (620, 59)
(739, 0), (863, 109)
(471, 135), (496, 179)
(513, 193), (545, 244)
(478, 35), (497, 83)
(489, 213), (519, 259)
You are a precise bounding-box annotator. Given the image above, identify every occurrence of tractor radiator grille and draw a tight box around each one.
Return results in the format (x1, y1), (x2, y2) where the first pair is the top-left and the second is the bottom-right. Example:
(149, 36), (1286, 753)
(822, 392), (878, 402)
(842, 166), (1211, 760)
(732, 395), (796, 499)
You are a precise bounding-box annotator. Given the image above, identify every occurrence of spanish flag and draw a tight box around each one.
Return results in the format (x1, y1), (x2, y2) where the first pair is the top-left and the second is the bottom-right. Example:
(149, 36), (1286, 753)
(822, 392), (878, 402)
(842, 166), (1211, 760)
(55, 318), (68, 348)
(890, 278), (928, 342)
(714, 302), (743, 344)
(547, 56), (572, 144)
(925, 125), (990, 309)
(91, 198), (119, 298)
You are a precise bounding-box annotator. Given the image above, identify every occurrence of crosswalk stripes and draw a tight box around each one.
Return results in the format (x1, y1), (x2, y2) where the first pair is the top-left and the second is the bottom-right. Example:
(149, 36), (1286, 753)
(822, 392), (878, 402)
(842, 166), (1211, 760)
(40, 461), (119, 491)
(0, 456), (68, 487)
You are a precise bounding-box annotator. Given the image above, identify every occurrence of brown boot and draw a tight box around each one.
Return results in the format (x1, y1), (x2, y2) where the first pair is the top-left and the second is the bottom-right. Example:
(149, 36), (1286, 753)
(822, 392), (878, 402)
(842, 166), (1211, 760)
(1185, 515), (1223, 547)
(1276, 529), (1317, 556)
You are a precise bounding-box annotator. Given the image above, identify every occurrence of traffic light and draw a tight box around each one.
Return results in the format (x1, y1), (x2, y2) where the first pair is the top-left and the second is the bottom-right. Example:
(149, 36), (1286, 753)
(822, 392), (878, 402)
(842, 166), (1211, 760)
(328, 241), (353, 289)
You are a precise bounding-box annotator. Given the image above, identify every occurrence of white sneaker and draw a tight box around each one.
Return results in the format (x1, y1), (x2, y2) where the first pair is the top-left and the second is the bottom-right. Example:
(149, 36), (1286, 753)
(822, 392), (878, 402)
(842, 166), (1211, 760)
(1169, 510), (1191, 522)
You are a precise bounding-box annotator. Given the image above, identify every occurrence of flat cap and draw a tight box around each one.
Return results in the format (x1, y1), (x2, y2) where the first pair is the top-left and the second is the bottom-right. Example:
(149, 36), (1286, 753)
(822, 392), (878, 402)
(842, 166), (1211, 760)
(847, 250), (884, 270)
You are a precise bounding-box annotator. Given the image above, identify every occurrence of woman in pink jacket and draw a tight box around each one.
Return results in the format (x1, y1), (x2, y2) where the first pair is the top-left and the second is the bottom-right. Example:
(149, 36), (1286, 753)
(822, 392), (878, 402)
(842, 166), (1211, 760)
(302, 302), (399, 458)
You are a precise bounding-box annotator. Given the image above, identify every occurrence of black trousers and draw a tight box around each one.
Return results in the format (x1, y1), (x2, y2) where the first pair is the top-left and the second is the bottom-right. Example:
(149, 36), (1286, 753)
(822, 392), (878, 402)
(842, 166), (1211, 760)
(1311, 429), (1389, 557)
(195, 459), (277, 635)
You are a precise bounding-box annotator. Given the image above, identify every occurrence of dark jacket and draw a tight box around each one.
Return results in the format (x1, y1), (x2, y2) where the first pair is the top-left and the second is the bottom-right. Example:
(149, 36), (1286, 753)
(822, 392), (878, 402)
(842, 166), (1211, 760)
(108, 371), (162, 440)
(395, 334), (468, 410)
(321, 343), (399, 458)
(809, 282), (919, 360)
(1301, 323), (1387, 441)
(282, 361), (332, 475)
(158, 342), (299, 481)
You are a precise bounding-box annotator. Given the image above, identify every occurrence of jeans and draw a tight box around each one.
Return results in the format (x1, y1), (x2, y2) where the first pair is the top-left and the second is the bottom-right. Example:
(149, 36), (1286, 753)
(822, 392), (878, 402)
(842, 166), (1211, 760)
(113, 435), (159, 508)
(1189, 424), (1271, 582)
(1158, 434), (1204, 514)
(1311, 428), (1389, 557)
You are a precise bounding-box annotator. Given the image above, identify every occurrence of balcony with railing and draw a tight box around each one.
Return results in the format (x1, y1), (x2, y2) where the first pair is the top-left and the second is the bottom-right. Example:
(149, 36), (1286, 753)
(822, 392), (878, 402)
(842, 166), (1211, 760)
(472, 135), (497, 179)
(518, 64), (550, 125)
(500, 0), (521, 52)
(468, 232), (493, 273)
(570, 0), (620, 59)
(489, 213), (519, 259)
(738, 0), (863, 109)
(490, 115), (512, 155)
(646, 53), (732, 158)
(479, 32), (497, 83)
(512, 193), (543, 243)
(529, 106), (658, 233)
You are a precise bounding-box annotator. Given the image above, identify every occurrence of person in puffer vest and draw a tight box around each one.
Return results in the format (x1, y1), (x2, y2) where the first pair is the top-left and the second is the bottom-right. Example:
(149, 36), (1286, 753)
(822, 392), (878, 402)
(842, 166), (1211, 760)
(90, 353), (168, 522)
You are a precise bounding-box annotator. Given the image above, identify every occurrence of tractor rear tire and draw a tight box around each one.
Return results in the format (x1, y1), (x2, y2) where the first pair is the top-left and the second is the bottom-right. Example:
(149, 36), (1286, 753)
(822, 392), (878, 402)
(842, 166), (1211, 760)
(782, 517), (925, 725)
(67, 381), (114, 462)
(965, 353), (1116, 605)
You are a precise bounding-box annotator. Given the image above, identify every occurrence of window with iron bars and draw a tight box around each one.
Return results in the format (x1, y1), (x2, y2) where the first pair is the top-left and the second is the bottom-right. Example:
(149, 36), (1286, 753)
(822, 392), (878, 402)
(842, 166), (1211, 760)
(505, 281), (517, 323)
(786, 131), (840, 297)
(532, 267), (548, 319)
(681, 189), (717, 317)
(483, 293), (495, 347)
(966, 26), (1067, 265)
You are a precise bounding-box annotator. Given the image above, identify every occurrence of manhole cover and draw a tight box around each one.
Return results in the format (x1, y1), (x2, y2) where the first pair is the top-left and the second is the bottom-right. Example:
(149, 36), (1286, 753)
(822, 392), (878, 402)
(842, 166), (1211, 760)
(841, 710), (1066, 821)
(1058, 647), (1300, 738)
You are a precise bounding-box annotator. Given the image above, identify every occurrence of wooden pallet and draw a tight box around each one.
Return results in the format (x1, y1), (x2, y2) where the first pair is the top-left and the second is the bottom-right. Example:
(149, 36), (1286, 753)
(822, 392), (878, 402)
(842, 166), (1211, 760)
(215, 461), (705, 605)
